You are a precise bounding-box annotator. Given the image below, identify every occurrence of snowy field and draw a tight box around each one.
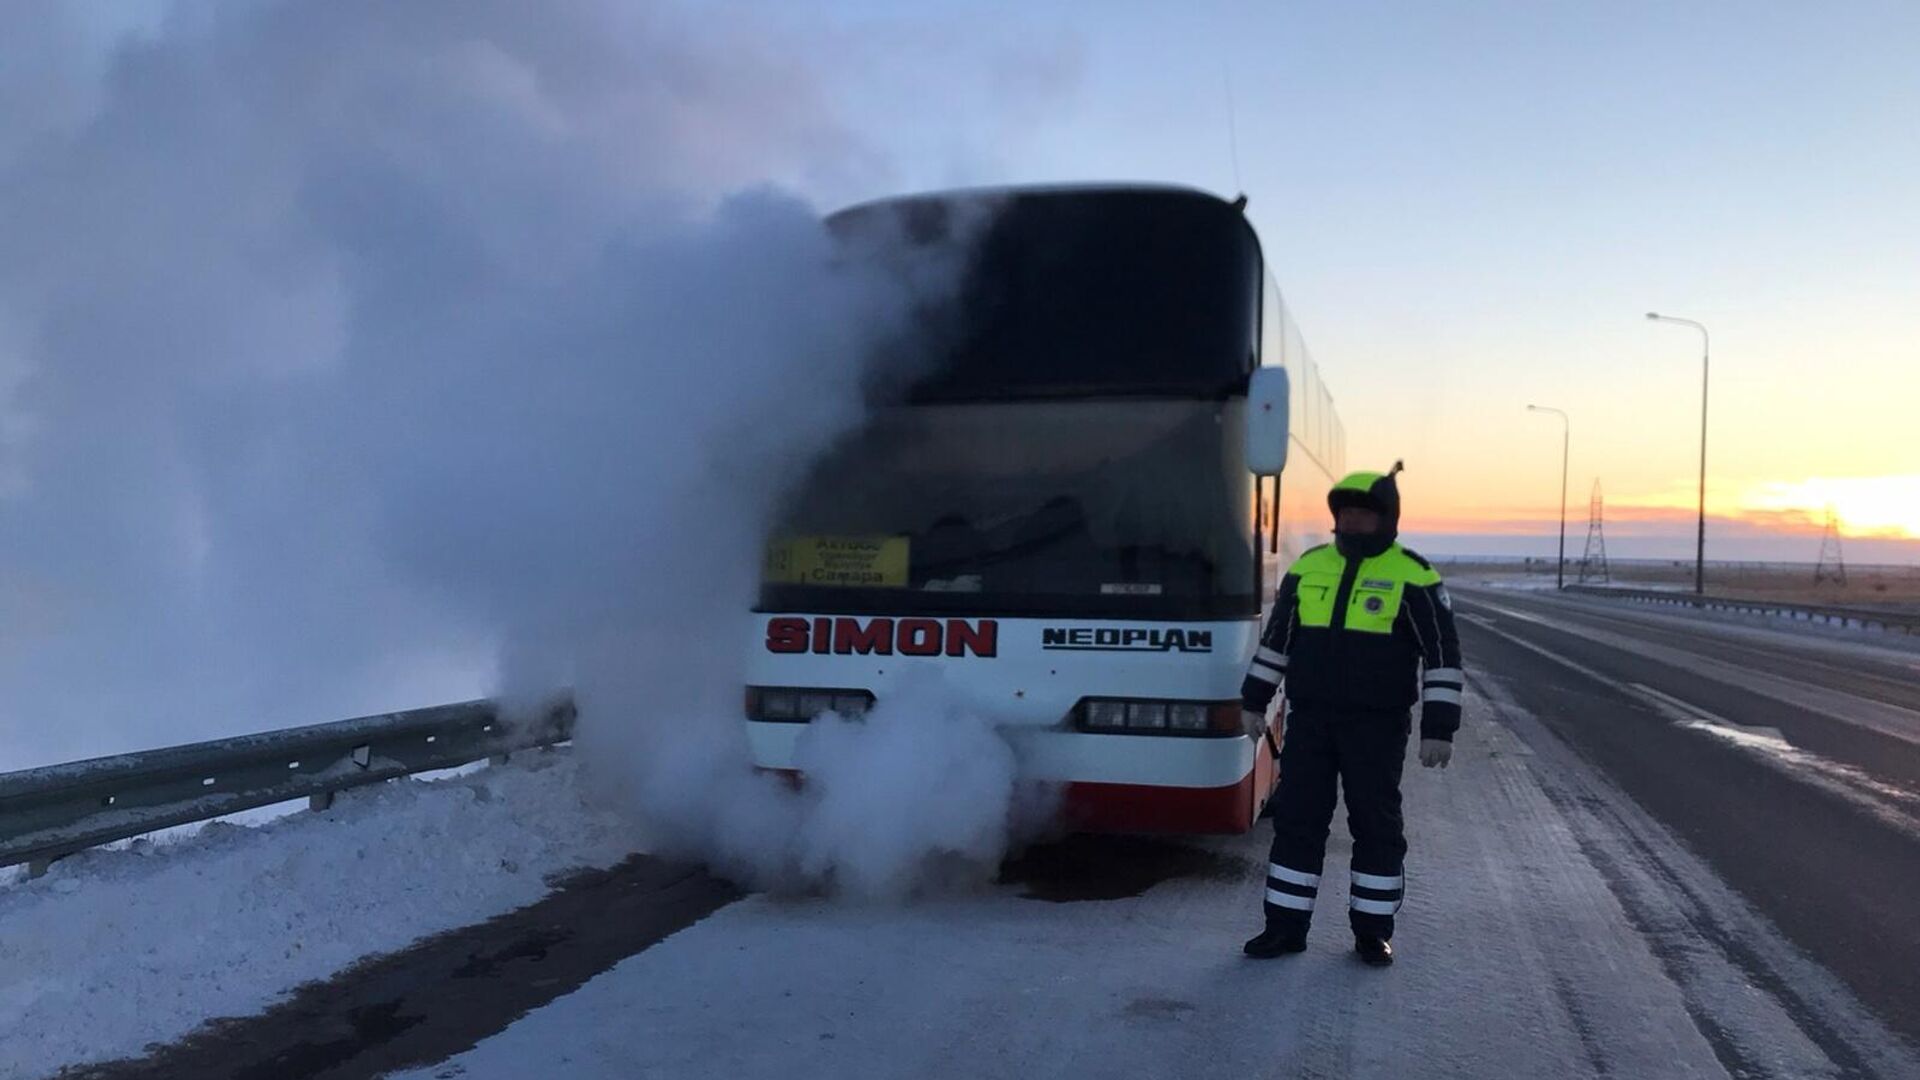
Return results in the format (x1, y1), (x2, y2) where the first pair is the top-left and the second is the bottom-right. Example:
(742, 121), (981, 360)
(0, 754), (636, 1080)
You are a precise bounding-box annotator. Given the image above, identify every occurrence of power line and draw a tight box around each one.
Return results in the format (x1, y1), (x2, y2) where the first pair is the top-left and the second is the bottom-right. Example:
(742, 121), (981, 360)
(1222, 65), (1243, 195)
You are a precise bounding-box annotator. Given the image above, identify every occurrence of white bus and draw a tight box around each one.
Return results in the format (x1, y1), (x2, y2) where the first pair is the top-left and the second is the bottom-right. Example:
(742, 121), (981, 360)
(744, 185), (1345, 834)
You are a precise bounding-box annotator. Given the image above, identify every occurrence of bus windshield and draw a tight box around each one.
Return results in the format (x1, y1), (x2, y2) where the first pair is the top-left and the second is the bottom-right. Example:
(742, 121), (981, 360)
(838, 187), (1262, 401)
(760, 398), (1257, 619)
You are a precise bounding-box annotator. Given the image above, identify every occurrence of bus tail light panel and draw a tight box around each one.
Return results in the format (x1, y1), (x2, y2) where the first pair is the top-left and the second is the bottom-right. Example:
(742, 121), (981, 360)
(746, 686), (875, 722)
(1077, 698), (1241, 737)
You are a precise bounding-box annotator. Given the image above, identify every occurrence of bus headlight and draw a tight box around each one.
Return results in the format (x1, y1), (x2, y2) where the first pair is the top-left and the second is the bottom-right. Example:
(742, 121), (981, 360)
(1125, 702), (1168, 730)
(1076, 698), (1241, 737)
(746, 687), (875, 722)
(1084, 700), (1128, 731)
(1167, 703), (1209, 731)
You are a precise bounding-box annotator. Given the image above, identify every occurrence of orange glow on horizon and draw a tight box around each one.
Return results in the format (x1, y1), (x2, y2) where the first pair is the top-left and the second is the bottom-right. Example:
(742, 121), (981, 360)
(1739, 476), (1920, 540)
(1614, 475), (1920, 540)
(1402, 475), (1920, 541)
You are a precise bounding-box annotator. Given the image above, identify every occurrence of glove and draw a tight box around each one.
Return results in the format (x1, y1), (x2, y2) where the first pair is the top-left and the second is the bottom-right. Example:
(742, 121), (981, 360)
(1419, 739), (1453, 769)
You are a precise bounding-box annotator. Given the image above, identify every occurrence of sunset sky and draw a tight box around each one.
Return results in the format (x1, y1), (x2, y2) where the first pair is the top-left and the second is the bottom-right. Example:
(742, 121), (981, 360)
(802, 0), (1920, 562)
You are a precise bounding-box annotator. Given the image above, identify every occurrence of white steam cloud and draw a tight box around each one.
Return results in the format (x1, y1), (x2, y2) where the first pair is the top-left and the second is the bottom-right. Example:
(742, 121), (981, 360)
(0, 1), (1054, 898)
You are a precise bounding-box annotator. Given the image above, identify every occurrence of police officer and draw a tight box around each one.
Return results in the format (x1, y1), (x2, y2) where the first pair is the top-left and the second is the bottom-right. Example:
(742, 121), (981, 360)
(1241, 462), (1463, 966)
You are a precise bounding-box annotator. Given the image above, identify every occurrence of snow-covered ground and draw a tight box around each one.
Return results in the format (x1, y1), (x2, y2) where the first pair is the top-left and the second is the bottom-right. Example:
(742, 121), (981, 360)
(0, 754), (636, 1080)
(395, 694), (1917, 1079)
(7, 693), (1915, 1078)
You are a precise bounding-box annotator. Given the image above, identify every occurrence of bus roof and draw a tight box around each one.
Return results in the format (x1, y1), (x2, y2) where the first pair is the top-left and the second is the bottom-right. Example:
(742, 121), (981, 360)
(830, 181), (1243, 219)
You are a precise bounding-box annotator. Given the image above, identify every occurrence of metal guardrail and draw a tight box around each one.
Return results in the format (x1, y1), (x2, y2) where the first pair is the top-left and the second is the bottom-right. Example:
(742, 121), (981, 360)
(1561, 585), (1920, 635)
(0, 697), (574, 877)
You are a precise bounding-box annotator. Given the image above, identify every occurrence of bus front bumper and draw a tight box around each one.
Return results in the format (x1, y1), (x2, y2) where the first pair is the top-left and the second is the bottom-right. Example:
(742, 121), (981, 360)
(745, 721), (1274, 836)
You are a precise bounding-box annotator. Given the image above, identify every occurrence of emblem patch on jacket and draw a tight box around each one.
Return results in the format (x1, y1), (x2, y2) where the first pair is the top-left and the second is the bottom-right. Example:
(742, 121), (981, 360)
(1364, 595), (1386, 614)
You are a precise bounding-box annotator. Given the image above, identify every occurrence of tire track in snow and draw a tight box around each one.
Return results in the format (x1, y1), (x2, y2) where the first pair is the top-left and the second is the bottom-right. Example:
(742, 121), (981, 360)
(1476, 713), (1618, 1078)
(58, 855), (739, 1080)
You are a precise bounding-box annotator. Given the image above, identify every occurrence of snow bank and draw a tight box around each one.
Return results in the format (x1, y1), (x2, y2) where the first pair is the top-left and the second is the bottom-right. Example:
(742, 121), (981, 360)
(0, 751), (633, 1079)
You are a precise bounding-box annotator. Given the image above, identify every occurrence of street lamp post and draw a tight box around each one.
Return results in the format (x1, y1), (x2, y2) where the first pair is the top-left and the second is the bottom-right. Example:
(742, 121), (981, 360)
(1526, 405), (1569, 589)
(1646, 313), (1710, 596)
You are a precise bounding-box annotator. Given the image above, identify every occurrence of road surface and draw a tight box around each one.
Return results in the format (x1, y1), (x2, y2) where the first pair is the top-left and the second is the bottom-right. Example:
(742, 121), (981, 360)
(1452, 584), (1920, 1050)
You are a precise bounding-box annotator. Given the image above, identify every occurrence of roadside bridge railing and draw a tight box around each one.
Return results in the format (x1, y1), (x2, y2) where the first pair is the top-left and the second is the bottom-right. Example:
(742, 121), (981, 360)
(1561, 584), (1920, 636)
(0, 697), (574, 878)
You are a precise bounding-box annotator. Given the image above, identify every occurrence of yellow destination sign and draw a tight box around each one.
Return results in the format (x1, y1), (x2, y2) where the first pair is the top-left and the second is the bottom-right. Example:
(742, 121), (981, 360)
(765, 536), (909, 588)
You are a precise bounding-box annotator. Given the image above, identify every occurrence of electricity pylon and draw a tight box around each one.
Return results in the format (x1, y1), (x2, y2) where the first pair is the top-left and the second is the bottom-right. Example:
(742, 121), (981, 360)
(1577, 480), (1611, 585)
(1814, 505), (1848, 586)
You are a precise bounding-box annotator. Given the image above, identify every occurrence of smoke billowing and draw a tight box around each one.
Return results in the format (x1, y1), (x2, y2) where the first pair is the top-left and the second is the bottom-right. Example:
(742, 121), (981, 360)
(0, 2), (1055, 898)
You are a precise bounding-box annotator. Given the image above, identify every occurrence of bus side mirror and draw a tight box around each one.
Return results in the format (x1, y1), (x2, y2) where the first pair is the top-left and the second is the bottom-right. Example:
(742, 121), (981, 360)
(1246, 367), (1290, 476)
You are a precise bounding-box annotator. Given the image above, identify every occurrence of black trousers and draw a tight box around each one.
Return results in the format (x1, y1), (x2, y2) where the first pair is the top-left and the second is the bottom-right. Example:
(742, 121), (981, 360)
(1261, 705), (1410, 939)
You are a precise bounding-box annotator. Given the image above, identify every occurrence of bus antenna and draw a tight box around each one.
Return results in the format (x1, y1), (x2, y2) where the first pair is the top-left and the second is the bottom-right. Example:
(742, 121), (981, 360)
(1223, 64), (1244, 197)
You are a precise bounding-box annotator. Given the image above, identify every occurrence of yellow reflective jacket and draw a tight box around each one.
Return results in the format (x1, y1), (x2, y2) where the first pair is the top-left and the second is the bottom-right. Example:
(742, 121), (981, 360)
(1240, 542), (1464, 739)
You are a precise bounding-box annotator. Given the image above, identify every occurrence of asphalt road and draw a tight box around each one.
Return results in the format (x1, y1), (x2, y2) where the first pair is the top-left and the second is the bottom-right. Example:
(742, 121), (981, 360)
(1454, 585), (1920, 1046)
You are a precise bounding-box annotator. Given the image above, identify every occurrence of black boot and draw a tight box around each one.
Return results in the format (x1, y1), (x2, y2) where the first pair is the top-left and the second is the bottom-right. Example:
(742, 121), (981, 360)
(1243, 920), (1309, 958)
(1354, 935), (1394, 966)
